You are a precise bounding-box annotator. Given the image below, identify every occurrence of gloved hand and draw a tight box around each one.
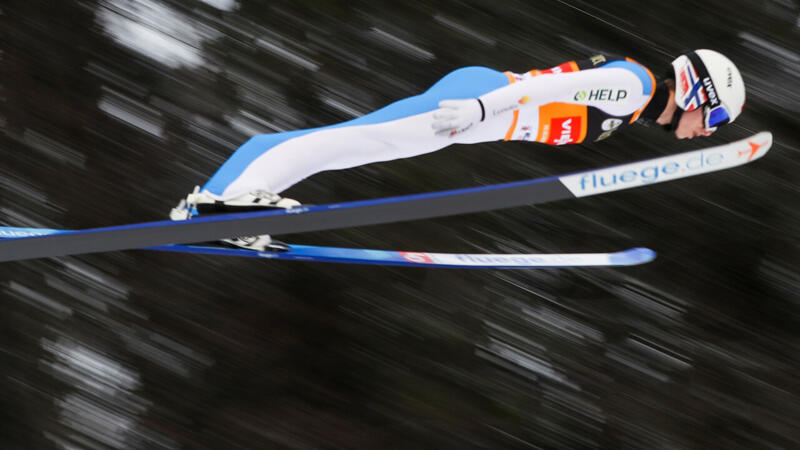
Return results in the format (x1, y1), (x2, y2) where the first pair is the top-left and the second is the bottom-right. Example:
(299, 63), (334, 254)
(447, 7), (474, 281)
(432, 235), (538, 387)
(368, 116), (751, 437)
(431, 99), (484, 137)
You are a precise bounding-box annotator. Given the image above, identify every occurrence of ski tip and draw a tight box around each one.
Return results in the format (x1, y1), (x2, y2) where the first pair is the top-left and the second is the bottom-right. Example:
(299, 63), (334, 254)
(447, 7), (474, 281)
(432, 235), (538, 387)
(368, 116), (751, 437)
(610, 247), (657, 266)
(751, 130), (772, 144)
(743, 131), (772, 162)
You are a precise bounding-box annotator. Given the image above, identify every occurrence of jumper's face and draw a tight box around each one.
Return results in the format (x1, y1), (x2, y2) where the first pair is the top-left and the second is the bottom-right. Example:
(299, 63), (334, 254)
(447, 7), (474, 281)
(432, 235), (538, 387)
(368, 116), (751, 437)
(674, 107), (713, 139)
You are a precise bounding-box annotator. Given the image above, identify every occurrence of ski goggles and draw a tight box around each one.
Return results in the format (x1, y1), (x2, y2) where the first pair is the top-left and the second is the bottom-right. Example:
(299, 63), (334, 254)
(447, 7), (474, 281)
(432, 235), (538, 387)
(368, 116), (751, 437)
(686, 51), (730, 131)
(702, 103), (731, 131)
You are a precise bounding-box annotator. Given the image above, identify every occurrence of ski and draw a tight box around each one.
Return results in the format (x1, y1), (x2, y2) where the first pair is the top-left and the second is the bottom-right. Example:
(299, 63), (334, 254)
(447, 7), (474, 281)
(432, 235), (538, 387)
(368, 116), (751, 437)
(0, 132), (772, 262)
(0, 227), (654, 268)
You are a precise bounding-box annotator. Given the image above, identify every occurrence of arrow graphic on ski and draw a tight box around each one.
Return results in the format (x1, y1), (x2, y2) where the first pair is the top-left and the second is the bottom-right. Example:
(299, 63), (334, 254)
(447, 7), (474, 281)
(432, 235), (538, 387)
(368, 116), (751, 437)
(0, 131), (772, 262)
(738, 139), (768, 161)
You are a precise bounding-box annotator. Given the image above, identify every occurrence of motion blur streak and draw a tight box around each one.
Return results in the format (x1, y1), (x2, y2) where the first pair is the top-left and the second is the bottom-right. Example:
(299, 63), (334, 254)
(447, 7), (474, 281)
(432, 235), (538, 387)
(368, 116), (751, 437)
(2, 0), (800, 448)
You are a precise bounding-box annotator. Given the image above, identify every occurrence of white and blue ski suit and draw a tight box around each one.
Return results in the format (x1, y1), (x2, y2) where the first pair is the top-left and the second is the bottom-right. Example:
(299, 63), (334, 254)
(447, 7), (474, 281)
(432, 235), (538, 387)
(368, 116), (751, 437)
(201, 54), (656, 199)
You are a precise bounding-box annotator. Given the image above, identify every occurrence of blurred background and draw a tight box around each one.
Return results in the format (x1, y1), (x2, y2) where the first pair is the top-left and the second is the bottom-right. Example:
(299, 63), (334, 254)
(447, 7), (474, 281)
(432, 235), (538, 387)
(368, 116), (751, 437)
(2, 0), (800, 448)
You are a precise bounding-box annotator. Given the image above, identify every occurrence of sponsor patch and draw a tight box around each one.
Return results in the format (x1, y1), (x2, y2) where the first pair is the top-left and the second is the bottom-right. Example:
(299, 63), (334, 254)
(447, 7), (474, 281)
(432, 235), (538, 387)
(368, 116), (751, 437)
(400, 252), (434, 264)
(536, 103), (588, 144)
(573, 88), (628, 102)
(540, 61), (579, 75)
(590, 54), (607, 66)
(549, 116), (582, 146)
(601, 118), (623, 131)
(702, 77), (720, 107)
(518, 125), (533, 141)
(596, 130), (614, 141)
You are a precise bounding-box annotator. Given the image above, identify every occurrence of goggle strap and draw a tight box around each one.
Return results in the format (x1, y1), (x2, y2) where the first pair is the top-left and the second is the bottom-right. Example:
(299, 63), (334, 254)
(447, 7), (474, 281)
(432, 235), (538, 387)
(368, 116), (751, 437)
(686, 51), (721, 109)
(663, 104), (683, 132)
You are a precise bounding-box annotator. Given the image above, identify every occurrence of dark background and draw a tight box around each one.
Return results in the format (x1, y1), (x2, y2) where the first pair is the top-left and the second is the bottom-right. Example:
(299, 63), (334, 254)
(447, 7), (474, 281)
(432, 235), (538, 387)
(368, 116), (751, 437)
(2, 0), (799, 448)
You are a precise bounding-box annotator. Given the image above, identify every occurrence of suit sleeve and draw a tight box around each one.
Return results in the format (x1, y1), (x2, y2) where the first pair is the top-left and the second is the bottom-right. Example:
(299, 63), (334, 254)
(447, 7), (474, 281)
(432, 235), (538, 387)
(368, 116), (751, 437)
(477, 67), (650, 123)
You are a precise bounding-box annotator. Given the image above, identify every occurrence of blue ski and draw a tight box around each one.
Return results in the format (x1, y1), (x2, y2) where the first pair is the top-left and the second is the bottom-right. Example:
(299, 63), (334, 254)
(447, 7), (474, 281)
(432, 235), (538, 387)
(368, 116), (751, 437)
(0, 132), (771, 262)
(0, 227), (654, 268)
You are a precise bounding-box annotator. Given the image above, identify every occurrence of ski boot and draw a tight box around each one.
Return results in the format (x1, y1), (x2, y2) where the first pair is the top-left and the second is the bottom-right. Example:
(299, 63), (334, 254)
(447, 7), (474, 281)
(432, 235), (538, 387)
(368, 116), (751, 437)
(169, 187), (300, 252)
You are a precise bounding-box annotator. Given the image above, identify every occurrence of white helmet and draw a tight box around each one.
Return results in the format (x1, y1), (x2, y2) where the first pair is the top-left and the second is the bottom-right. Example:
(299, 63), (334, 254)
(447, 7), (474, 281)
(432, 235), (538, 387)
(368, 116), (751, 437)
(671, 49), (745, 129)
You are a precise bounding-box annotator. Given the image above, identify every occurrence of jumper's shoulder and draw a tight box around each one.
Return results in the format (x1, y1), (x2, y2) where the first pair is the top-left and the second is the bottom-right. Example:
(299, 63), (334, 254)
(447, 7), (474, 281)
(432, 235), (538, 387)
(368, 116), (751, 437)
(576, 54), (656, 96)
(574, 53), (629, 70)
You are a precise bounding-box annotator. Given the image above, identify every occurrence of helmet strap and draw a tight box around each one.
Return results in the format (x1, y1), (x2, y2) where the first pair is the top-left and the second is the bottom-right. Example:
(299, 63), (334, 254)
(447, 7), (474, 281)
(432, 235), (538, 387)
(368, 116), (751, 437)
(662, 104), (683, 132)
(639, 80), (672, 122)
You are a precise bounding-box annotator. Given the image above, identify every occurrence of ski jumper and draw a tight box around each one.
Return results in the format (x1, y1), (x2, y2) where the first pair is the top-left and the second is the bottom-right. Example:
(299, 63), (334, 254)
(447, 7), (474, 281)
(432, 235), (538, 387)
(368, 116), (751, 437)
(201, 54), (656, 199)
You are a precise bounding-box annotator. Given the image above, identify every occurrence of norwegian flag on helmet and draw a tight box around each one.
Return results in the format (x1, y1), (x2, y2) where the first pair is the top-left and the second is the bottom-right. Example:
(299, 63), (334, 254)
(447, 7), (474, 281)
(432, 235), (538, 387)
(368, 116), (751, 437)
(676, 58), (708, 112)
